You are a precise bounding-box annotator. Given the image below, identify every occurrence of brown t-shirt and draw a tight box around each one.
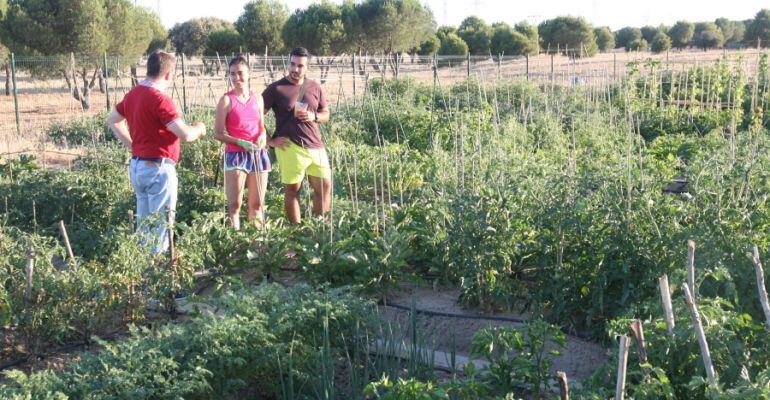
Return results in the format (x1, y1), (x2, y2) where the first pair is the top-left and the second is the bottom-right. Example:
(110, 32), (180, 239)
(262, 77), (327, 149)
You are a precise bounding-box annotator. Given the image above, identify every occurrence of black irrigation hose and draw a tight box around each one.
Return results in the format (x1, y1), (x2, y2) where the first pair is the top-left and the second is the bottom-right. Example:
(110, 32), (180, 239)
(380, 301), (530, 324)
(380, 301), (593, 341)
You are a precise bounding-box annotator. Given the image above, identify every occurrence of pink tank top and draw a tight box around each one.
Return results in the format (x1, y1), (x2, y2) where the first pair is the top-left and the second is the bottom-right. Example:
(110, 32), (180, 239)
(224, 91), (263, 153)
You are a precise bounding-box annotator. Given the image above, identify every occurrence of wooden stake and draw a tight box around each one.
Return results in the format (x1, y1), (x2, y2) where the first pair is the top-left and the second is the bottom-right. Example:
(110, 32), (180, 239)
(615, 335), (631, 400)
(629, 319), (648, 364)
(166, 207), (175, 260)
(659, 274), (676, 335)
(750, 245), (770, 330)
(128, 210), (134, 233)
(59, 220), (75, 261)
(25, 246), (35, 301)
(687, 240), (696, 300)
(682, 283), (717, 388)
(557, 371), (569, 400)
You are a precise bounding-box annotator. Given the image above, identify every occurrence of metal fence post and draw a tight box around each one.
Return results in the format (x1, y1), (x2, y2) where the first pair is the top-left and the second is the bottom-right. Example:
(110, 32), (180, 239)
(181, 53), (188, 114)
(103, 53), (110, 110)
(10, 53), (20, 136)
(550, 53), (555, 83)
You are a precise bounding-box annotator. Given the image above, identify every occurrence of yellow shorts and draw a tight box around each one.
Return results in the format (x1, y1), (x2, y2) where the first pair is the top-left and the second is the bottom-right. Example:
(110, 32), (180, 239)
(275, 141), (331, 185)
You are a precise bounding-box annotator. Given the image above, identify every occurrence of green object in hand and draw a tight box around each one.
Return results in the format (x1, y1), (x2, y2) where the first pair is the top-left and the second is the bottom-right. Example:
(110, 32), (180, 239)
(236, 139), (254, 151)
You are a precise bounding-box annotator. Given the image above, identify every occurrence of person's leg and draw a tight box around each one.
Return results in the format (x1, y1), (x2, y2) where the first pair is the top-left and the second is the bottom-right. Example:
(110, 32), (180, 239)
(246, 172), (268, 222)
(225, 169), (247, 229)
(130, 159), (152, 246)
(283, 182), (302, 224)
(308, 175), (331, 216)
(306, 148), (332, 217)
(145, 162), (177, 253)
(275, 143), (310, 223)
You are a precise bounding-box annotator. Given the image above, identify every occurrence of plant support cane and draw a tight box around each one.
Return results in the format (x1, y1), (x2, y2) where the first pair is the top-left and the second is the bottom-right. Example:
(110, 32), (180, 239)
(687, 240), (696, 300)
(750, 245), (770, 330)
(59, 220), (75, 263)
(25, 247), (35, 302)
(682, 283), (718, 391)
(557, 371), (569, 400)
(615, 335), (630, 400)
(659, 274), (675, 335)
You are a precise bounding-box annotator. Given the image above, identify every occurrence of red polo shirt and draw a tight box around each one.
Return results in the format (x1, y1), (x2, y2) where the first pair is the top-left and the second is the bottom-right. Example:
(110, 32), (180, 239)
(115, 84), (180, 162)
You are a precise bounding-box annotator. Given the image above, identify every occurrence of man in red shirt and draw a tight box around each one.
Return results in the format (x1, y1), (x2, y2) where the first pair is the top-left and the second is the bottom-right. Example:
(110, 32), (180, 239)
(107, 50), (206, 252)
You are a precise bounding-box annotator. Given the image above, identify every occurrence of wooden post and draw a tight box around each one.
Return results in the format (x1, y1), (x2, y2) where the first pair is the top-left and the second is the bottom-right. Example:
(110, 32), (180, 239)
(103, 53), (110, 110)
(557, 371), (569, 400)
(59, 220), (75, 261)
(687, 240), (696, 300)
(181, 53), (188, 114)
(167, 207), (175, 260)
(750, 245), (770, 330)
(682, 283), (717, 388)
(613, 53), (617, 81)
(629, 319), (648, 364)
(659, 274), (675, 335)
(352, 53), (357, 106)
(467, 53), (471, 78)
(551, 54), (554, 83)
(615, 335), (631, 400)
(525, 54), (529, 81)
(128, 210), (134, 233)
(10, 53), (20, 136)
(25, 247), (35, 301)
(497, 53), (502, 80)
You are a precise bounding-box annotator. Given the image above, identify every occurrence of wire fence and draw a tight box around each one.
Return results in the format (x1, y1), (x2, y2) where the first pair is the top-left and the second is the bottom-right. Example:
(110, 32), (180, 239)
(1, 48), (767, 160)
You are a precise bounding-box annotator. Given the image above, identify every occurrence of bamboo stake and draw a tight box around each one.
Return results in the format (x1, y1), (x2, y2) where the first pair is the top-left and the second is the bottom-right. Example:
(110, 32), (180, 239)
(59, 220), (75, 261)
(682, 283), (717, 389)
(615, 335), (631, 400)
(658, 275), (674, 336)
(25, 246), (35, 301)
(629, 319), (648, 364)
(557, 371), (569, 400)
(750, 245), (770, 330)
(687, 240), (696, 300)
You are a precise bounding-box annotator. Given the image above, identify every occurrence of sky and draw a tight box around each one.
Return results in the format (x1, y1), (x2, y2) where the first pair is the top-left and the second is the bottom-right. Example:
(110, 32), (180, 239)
(136, 0), (770, 31)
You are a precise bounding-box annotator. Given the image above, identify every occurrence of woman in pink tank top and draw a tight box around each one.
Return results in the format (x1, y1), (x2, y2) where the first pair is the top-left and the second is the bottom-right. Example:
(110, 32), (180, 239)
(214, 55), (271, 229)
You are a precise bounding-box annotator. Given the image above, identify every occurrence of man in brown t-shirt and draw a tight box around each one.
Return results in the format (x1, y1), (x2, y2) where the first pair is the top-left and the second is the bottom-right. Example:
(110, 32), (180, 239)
(263, 47), (331, 223)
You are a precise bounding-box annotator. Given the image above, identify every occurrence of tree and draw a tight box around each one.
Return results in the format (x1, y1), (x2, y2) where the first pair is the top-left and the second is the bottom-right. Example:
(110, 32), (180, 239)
(537, 16), (598, 57)
(0, 0), (9, 95)
(746, 9), (770, 48)
(169, 17), (233, 56)
(436, 25), (456, 39)
(416, 35), (440, 55)
(615, 26), (642, 49)
(282, 1), (351, 56)
(626, 38), (648, 52)
(1, 0), (160, 109)
(514, 21), (539, 54)
(490, 23), (535, 56)
(694, 22), (724, 50)
(640, 26), (662, 43)
(236, 0), (288, 54)
(458, 16), (491, 55)
(205, 29), (242, 56)
(716, 18), (745, 47)
(142, 9), (169, 53)
(651, 32), (672, 53)
(355, 0), (435, 54)
(594, 27), (614, 52)
(438, 32), (468, 55)
(669, 20), (694, 49)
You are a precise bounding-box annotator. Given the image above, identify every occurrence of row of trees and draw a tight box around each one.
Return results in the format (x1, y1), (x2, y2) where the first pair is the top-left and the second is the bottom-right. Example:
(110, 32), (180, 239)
(3, 1), (770, 60)
(167, 3), (770, 59)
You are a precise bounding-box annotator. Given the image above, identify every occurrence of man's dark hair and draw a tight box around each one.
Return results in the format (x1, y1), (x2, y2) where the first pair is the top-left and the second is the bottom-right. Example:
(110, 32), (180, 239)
(147, 50), (176, 78)
(229, 54), (249, 69)
(290, 47), (312, 60)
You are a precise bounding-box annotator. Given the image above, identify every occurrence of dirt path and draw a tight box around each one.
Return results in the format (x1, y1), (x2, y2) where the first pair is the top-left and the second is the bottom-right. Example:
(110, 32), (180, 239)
(379, 285), (608, 382)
